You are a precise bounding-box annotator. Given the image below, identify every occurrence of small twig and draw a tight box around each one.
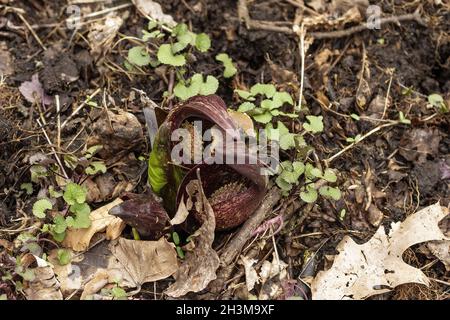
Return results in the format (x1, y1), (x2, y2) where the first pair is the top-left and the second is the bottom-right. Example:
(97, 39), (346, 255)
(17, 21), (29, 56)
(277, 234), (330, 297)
(61, 88), (101, 129)
(36, 119), (69, 180)
(237, 2), (425, 40)
(65, 3), (132, 24)
(296, 24), (306, 110)
(56, 95), (61, 152)
(220, 187), (281, 266)
(17, 13), (46, 50)
(324, 122), (399, 165)
(310, 13), (426, 39)
(382, 70), (394, 119)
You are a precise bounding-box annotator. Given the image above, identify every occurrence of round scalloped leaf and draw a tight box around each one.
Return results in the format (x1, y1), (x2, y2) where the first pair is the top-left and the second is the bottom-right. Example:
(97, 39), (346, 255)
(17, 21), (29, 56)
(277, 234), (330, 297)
(32, 199), (52, 218)
(157, 44), (186, 66)
(128, 46), (151, 67)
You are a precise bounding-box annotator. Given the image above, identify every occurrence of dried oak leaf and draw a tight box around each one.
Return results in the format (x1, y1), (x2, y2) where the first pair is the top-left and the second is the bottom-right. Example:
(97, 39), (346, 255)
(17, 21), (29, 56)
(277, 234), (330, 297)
(63, 199), (125, 252)
(109, 237), (178, 287)
(165, 178), (220, 297)
(311, 203), (449, 300)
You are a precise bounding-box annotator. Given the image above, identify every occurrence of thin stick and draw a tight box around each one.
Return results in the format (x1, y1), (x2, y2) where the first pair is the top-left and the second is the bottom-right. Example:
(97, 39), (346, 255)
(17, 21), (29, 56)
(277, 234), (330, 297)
(297, 24), (305, 110)
(17, 13), (46, 50)
(36, 119), (69, 179)
(65, 3), (132, 24)
(310, 13), (426, 39)
(56, 95), (61, 152)
(324, 122), (398, 165)
(382, 70), (394, 119)
(61, 88), (101, 129)
(220, 187), (281, 266)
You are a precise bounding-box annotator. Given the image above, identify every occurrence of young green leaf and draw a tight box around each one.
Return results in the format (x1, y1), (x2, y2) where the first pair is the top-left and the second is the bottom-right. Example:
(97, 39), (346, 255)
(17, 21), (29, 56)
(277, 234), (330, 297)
(266, 122), (297, 150)
(253, 112), (272, 124)
(49, 186), (63, 199)
(20, 183), (33, 195)
(428, 93), (445, 109)
(63, 183), (87, 206)
(111, 287), (127, 299)
(319, 186), (341, 200)
(128, 46), (151, 67)
(70, 202), (91, 216)
(250, 83), (276, 98)
(275, 176), (293, 191)
(322, 168), (337, 183)
(272, 91), (293, 107)
(237, 102), (256, 113)
(195, 33), (211, 52)
(157, 44), (186, 66)
(303, 115), (324, 133)
(32, 199), (52, 218)
(300, 186), (318, 203)
(86, 145), (103, 157)
(199, 75), (219, 95)
(172, 232), (180, 246)
(398, 111), (411, 124)
(176, 246), (185, 259)
(30, 165), (47, 183)
(57, 249), (71, 266)
(234, 89), (254, 100)
(85, 161), (107, 175)
(216, 53), (237, 78)
(53, 214), (67, 234)
(66, 210), (91, 229)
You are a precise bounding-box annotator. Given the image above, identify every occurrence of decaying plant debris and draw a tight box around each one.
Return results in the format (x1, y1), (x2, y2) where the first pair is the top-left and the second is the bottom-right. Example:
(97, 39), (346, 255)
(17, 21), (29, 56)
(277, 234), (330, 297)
(0, 0), (449, 301)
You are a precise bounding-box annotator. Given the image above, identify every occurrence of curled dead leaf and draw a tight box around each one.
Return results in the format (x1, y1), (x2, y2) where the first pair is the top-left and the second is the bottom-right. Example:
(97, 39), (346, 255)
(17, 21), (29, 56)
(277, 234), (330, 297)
(165, 178), (220, 297)
(63, 198), (125, 252)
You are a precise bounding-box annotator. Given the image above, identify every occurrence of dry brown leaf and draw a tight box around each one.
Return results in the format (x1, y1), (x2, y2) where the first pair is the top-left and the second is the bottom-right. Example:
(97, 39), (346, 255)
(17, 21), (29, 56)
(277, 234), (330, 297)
(87, 16), (123, 58)
(132, 0), (176, 26)
(170, 196), (190, 226)
(23, 255), (63, 300)
(311, 203), (449, 300)
(63, 198), (125, 252)
(240, 256), (259, 292)
(165, 179), (220, 297)
(109, 237), (178, 287)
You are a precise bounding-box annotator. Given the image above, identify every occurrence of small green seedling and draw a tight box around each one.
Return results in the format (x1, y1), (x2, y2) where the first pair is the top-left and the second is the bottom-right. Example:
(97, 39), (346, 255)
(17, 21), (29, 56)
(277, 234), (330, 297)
(216, 53), (237, 78)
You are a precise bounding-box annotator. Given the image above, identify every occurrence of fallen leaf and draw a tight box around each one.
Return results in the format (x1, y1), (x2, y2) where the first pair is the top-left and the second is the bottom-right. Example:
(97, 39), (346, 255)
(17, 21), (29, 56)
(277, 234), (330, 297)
(240, 256), (259, 292)
(87, 15), (123, 59)
(19, 73), (52, 105)
(132, 0), (176, 27)
(22, 255), (63, 300)
(165, 179), (220, 297)
(109, 237), (178, 287)
(170, 196), (190, 225)
(63, 198), (125, 252)
(311, 203), (449, 300)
